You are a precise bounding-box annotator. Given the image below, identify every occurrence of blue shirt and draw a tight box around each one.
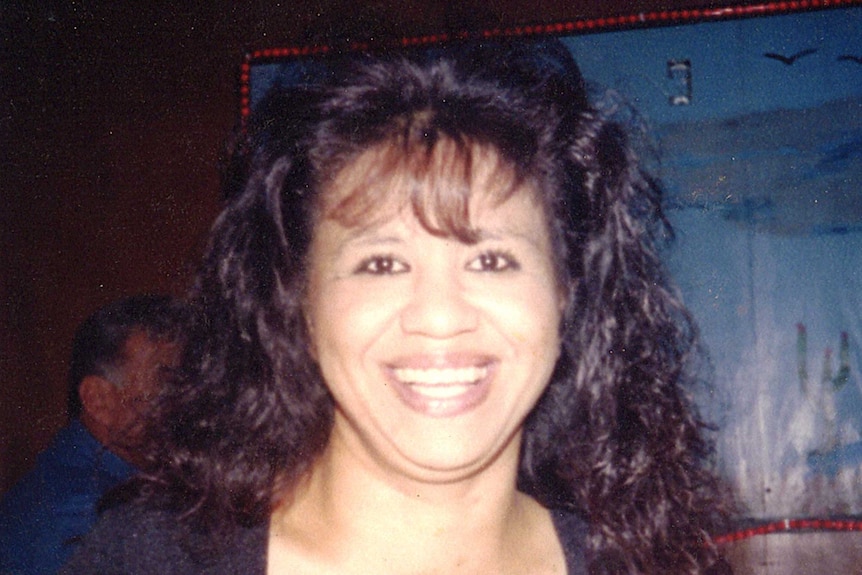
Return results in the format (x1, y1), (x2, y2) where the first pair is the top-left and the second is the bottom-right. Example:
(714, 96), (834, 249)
(0, 419), (135, 574)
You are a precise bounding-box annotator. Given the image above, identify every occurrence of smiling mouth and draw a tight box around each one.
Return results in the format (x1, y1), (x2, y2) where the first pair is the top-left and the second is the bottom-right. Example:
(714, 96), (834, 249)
(393, 366), (488, 386)
(390, 365), (492, 415)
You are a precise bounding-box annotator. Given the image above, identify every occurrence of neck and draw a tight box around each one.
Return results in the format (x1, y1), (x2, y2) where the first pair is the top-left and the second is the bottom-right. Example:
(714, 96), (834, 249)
(80, 412), (138, 467)
(80, 412), (111, 449)
(271, 431), (543, 573)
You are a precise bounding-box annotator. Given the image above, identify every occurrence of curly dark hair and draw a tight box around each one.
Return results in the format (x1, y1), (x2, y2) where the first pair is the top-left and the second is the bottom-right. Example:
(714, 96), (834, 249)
(147, 39), (728, 573)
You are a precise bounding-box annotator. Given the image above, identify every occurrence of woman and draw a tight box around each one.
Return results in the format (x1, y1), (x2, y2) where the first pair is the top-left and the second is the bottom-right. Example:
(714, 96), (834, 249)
(63, 39), (728, 574)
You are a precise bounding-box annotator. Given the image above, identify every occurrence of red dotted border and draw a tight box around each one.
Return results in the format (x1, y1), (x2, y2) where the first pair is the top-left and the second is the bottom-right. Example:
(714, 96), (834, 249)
(714, 518), (862, 544)
(239, 0), (861, 121)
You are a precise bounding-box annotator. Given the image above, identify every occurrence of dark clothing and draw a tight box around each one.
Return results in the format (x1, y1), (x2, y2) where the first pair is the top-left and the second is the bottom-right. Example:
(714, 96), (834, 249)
(553, 507), (589, 574)
(60, 501), (588, 574)
(0, 420), (135, 575)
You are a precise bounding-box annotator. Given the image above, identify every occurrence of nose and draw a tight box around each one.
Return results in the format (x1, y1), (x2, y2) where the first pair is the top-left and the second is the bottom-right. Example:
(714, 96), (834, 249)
(399, 267), (479, 338)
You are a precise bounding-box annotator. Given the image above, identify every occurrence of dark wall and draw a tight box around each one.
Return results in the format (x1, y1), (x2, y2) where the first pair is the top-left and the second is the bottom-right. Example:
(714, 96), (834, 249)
(0, 0), (757, 493)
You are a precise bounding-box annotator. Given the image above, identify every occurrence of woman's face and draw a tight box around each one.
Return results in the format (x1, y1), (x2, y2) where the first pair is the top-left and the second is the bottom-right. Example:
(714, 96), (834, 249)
(304, 145), (563, 485)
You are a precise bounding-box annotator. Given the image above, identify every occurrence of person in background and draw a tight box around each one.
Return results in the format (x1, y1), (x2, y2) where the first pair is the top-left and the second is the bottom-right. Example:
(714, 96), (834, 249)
(63, 40), (730, 574)
(0, 294), (189, 574)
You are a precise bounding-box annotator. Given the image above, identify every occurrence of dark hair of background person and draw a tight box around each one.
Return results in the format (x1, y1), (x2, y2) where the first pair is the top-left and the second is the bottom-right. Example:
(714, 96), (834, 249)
(146, 39), (730, 574)
(67, 294), (191, 420)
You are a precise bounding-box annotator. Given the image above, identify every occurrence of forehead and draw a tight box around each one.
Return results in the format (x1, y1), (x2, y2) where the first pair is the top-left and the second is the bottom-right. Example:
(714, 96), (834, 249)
(316, 187), (551, 252)
(317, 135), (537, 232)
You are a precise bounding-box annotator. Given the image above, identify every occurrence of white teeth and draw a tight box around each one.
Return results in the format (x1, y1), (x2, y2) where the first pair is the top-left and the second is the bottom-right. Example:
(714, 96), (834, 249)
(393, 366), (487, 386)
(408, 384), (474, 399)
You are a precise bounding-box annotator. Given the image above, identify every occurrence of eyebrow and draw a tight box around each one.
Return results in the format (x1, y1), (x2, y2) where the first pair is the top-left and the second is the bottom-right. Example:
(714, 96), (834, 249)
(473, 226), (546, 250)
(345, 233), (403, 247)
(330, 223), (406, 258)
(331, 220), (546, 256)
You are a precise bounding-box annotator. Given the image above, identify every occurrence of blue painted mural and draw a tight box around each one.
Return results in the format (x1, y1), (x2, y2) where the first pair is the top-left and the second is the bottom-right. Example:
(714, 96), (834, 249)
(563, 7), (862, 518)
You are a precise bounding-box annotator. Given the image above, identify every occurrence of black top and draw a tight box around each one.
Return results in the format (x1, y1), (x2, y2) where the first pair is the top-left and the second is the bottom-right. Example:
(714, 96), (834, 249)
(60, 502), (588, 574)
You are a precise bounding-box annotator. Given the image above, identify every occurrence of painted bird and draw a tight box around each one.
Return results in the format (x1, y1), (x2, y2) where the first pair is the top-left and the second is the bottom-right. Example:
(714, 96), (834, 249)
(763, 48), (818, 65)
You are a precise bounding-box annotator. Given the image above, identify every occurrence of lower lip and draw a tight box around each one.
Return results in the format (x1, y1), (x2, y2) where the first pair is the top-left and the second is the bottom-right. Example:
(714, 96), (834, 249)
(390, 367), (494, 418)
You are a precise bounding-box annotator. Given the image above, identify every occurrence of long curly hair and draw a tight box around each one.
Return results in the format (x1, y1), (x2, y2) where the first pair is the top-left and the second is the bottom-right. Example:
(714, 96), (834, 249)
(146, 39), (729, 573)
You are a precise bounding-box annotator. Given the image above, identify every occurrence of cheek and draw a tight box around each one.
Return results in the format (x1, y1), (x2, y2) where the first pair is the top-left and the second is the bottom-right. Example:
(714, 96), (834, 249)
(476, 276), (561, 335)
(307, 281), (403, 365)
(519, 304), (562, 369)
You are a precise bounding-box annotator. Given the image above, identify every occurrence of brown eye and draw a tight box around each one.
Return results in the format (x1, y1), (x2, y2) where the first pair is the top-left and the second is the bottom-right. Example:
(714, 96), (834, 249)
(355, 255), (410, 275)
(467, 251), (520, 272)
